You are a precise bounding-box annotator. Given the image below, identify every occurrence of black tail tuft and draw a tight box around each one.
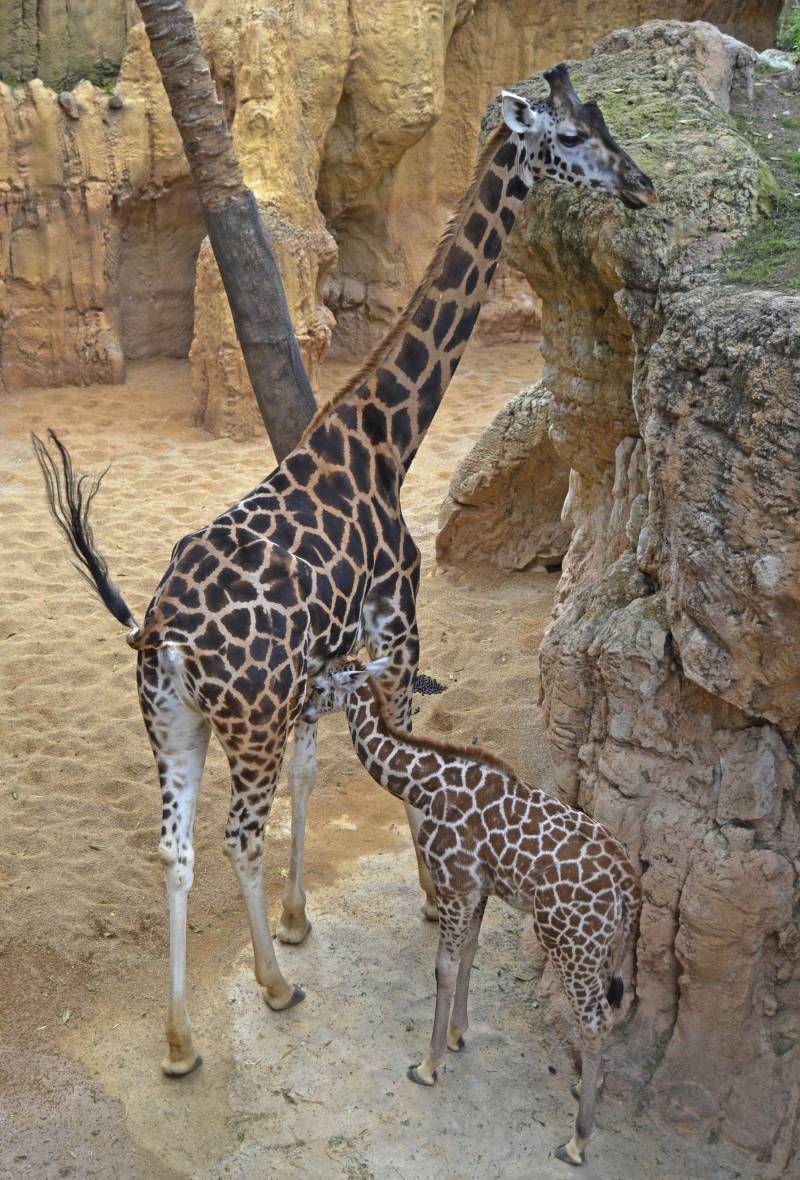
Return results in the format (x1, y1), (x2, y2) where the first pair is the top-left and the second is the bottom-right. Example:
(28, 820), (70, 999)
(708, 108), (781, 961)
(607, 975), (624, 1009)
(32, 430), (136, 630)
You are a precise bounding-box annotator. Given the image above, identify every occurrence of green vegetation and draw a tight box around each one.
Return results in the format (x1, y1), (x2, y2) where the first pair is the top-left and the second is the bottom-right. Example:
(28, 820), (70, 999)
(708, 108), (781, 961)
(725, 72), (800, 292)
(776, 0), (800, 57)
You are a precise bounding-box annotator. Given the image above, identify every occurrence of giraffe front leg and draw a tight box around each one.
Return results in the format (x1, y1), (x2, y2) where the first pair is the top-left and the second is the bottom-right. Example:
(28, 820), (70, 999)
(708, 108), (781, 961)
(364, 598), (437, 921)
(408, 894), (473, 1086)
(447, 896), (487, 1051)
(277, 720), (318, 945)
(408, 935), (461, 1086)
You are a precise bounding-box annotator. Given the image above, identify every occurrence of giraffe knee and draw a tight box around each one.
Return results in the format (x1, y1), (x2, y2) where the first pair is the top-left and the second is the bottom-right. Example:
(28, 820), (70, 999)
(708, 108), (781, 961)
(159, 840), (194, 889)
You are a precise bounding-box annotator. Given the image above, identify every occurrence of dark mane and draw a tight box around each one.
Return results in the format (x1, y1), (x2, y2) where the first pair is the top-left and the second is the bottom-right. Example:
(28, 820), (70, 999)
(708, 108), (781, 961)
(368, 678), (519, 781)
(302, 121), (512, 434)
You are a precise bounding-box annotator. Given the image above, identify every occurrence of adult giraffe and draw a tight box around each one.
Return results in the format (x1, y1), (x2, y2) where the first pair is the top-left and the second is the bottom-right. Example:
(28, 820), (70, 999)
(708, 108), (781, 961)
(33, 65), (656, 1077)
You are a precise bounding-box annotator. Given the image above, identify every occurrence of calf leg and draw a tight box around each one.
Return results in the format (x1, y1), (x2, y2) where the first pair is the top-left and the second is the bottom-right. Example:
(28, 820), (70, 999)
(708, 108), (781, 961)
(553, 970), (613, 1167)
(447, 896), (487, 1051)
(407, 892), (476, 1085)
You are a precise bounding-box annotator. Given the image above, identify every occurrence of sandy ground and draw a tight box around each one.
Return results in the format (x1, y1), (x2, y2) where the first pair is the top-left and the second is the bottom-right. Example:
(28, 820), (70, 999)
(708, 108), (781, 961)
(0, 343), (759, 1179)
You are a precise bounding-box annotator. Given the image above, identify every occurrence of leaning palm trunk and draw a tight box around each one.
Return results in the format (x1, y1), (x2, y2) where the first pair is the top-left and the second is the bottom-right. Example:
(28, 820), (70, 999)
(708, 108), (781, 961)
(134, 0), (316, 460)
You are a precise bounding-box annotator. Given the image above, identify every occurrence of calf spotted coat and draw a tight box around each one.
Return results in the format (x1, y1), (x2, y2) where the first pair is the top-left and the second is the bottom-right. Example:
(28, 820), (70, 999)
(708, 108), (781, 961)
(305, 657), (641, 1167)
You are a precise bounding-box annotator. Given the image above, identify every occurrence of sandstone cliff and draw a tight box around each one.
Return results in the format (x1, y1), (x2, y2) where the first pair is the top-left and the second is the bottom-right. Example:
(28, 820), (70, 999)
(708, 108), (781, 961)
(446, 20), (799, 1167)
(0, 0), (785, 437)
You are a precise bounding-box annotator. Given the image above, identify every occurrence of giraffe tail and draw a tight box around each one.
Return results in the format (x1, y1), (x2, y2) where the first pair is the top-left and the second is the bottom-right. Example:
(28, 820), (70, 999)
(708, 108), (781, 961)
(32, 430), (140, 637)
(608, 877), (641, 1009)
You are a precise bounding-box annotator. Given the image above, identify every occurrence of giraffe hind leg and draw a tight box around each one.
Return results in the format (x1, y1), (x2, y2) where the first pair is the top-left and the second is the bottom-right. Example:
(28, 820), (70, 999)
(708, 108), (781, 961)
(141, 646), (210, 1077)
(221, 737), (304, 1012)
(554, 970), (613, 1166)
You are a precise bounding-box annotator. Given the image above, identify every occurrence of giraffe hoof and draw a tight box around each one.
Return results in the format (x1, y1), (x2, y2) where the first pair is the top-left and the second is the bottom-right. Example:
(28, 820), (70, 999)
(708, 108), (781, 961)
(264, 984), (305, 1011)
(447, 1035), (465, 1052)
(161, 1051), (203, 1078)
(407, 1064), (437, 1087)
(554, 1144), (584, 1167)
(277, 916), (312, 945)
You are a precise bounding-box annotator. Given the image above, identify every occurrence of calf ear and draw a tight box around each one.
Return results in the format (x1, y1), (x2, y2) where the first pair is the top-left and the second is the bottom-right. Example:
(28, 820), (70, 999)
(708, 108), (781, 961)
(501, 91), (541, 134)
(332, 667), (371, 691)
(366, 656), (391, 680)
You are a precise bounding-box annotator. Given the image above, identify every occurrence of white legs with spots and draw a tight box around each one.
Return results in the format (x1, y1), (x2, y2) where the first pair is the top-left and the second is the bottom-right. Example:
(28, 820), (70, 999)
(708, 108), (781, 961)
(147, 655), (211, 1077)
(277, 720), (318, 945)
(224, 837), (305, 1010)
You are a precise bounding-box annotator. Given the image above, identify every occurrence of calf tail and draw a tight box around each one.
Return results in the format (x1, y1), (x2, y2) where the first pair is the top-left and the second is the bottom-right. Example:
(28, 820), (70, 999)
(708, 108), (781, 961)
(607, 879), (641, 1009)
(32, 430), (138, 631)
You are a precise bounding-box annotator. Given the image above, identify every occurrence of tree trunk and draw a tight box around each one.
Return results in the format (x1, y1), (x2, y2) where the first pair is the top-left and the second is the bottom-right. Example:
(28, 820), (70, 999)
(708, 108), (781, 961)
(134, 0), (316, 461)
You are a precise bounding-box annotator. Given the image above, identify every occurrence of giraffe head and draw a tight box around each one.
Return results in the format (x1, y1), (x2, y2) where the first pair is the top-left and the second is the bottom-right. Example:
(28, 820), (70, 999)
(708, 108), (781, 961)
(501, 64), (657, 209)
(302, 656), (390, 722)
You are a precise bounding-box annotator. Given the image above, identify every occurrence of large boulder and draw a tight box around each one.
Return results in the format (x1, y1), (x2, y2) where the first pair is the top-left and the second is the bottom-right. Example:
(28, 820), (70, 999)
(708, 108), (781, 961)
(471, 19), (799, 1167)
(436, 383), (570, 573)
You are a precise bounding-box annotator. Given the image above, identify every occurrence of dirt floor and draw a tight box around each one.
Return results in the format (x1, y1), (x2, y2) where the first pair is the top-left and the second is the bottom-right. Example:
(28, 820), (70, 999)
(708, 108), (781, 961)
(0, 342), (761, 1178)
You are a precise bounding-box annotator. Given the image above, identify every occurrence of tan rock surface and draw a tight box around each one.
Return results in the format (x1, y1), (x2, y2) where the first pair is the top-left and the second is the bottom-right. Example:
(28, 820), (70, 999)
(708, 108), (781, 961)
(0, 0), (131, 90)
(0, 1), (784, 422)
(436, 382), (570, 573)
(473, 20), (800, 1167)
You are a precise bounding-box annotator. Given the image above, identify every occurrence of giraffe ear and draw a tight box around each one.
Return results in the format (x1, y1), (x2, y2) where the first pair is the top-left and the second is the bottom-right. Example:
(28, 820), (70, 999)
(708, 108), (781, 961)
(501, 91), (541, 135)
(332, 666), (372, 692)
(366, 656), (391, 681)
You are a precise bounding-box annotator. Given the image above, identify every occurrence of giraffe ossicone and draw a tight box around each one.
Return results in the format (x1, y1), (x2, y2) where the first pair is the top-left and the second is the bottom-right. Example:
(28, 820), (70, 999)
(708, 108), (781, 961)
(307, 656), (642, 1167)
(33, 62), (654, 1079)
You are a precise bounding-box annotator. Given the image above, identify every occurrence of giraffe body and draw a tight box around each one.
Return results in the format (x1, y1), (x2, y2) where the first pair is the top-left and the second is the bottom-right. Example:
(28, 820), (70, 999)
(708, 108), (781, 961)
(306, 658), (641, 1167)
(33, 64), (654, 1079)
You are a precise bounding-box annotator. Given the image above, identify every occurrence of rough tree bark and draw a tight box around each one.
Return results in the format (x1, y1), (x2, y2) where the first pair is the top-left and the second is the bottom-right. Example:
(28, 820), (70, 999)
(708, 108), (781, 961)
(134, 0), (316, 461)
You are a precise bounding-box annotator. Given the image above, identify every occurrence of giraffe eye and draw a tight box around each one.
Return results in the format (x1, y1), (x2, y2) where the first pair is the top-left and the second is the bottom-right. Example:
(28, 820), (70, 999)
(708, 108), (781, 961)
(557, 132), (584, 148)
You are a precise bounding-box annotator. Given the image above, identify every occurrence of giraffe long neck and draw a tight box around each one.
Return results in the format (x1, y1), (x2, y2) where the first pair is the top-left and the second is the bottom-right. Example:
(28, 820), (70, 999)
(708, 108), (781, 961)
(344, 685), (445, 812)
(302, 127), (531, 486)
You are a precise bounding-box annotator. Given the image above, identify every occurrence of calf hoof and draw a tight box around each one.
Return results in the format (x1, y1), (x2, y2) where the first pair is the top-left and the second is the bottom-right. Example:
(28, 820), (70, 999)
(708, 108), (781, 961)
(447, 1034), (465, 1052)
(162, 1051), (203, 1078)
(277, 914), (312, 945)
(554, 1143), (584, 1167)
(407, 1064), (437, 1086)
(264, 984), (306, 1011)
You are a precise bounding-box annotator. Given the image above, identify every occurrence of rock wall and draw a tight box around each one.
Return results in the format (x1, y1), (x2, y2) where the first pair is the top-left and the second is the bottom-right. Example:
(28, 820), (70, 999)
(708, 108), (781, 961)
(323, 0), (785, 356)
(0, 0), (784, 434)
(465, 21), (799, 1167)
(436, 383), (570, 573)
(0, 0), (132, 90)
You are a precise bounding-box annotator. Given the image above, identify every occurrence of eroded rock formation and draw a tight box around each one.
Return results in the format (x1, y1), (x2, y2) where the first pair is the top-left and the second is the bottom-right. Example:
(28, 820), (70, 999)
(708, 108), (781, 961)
(436, 384), (570, 573)
(0, 0), (785, 437)
(456, 20), (799, 1166)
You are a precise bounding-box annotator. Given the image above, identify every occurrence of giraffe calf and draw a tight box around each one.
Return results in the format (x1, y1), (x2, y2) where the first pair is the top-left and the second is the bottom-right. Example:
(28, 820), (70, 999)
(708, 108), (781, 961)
(304, 657), (641, 1167)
